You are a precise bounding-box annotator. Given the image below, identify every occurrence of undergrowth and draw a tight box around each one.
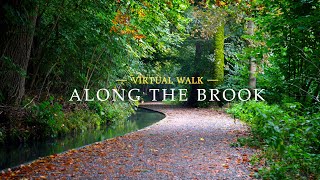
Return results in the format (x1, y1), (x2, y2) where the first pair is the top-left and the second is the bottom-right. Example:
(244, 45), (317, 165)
(227, 101), (320, 179)
(0, 96), (135, 143)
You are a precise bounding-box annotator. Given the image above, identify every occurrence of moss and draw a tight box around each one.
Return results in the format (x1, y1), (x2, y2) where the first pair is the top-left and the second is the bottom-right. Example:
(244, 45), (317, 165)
(213, 23), (225, 86)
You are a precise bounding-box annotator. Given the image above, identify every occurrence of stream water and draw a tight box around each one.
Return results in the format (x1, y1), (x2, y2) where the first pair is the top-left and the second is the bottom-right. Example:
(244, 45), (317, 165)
(0, 108), (165, 170)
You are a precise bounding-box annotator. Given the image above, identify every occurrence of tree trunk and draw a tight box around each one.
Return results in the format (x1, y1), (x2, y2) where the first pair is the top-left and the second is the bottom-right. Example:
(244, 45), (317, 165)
(247, 20), (256, 94)
(213, 23), (224, 85)
(187, 41), (202, 107)
(0, 1), (37, 105)
(313, 82), (320, 103)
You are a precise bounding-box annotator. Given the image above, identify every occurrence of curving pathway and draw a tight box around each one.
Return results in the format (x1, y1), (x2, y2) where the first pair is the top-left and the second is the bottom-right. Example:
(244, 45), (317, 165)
(1, 102), (257, 179)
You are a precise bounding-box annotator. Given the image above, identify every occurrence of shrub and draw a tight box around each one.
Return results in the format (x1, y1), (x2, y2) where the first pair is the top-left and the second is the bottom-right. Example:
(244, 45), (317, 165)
(2, 96), (136, 143)
(227, 101), (320, 179)
(30, 97), (66, 138)
(88, 101), (135, 125)
(65, 111), (102, 132)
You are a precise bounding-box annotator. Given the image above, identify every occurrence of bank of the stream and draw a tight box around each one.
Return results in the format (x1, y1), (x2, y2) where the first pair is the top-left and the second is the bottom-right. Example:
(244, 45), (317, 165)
(0, 107), (165, 170)
(0, 100), (136, 144)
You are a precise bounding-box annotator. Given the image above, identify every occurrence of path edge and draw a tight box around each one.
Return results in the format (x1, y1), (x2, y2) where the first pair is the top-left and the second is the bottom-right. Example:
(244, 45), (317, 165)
(1, 105), (167, 173)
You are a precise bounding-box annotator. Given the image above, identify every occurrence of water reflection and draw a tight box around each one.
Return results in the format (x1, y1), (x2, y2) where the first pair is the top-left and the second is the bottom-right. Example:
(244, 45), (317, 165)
(0, 108), (164, 170)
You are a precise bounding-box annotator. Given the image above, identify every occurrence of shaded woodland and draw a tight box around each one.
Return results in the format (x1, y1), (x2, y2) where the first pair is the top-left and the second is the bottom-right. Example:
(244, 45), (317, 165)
(0, 0), (319, 178)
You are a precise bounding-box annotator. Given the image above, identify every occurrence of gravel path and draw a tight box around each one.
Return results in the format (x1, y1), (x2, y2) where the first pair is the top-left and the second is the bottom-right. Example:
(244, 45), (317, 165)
(1, 103), (257, 179)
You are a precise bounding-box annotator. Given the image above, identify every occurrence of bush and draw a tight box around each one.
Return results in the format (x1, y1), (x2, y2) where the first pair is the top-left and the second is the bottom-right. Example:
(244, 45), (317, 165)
(30, 97), (66, 138)
(88, 101), (135, 125)
(227, 101), (320, 179)
(65, 111), (102, 132)
(29, 97), (135, 139)
(0, 96), (136, 144)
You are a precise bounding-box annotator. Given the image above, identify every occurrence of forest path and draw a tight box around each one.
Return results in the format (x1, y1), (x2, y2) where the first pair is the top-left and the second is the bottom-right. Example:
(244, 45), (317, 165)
(1, 102), (256, 179)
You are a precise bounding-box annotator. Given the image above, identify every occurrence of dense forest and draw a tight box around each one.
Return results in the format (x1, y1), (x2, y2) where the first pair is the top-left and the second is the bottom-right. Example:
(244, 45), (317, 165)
(0, 0), (319, 179)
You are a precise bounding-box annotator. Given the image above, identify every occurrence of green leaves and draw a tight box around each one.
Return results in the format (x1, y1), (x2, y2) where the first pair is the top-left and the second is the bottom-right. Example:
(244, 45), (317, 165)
(31, 97), (65, 138)
(249, 0), (320, 105)
(227, 101), (320, 179)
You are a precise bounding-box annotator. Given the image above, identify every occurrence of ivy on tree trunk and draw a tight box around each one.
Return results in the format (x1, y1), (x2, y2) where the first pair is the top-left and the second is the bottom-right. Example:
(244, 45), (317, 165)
(213, 23), (224, 86)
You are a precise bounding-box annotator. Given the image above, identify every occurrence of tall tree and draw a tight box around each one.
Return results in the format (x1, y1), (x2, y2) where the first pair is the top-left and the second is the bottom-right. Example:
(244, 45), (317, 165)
(191, 2), (226, 85)
(0, 0), (37, 105)
(246, 20), (256, 94)
(252, 0), (320, 103)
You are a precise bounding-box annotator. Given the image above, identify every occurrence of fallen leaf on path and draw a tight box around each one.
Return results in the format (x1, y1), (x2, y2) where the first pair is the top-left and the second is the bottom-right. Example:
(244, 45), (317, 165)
(222, 164), (229, 168)
(39, 175), (47, 179)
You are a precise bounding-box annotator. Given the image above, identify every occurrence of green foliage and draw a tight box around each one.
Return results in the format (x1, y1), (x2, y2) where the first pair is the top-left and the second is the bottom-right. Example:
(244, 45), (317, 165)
(21, 0), (191, 98)
(65, 111), (102, 133)
(253, 0), (319, 105)
(88, 101), (134, 125)
(227, 101), (320, 179)
(25, 97), (135, 140)
(230, 137), (261, 148)
(30, 97), (66, 137)
(223, 3), (320, 178)
(0, 0), (190, 143)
